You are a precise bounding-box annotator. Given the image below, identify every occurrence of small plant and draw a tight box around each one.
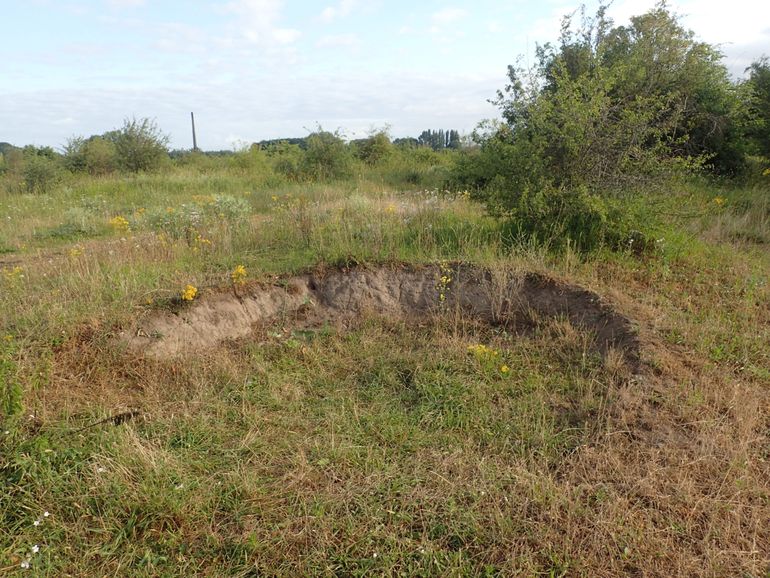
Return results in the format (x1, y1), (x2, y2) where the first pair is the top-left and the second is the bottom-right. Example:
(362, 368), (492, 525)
(231, 264), (247, 286)
(436, 261), (453, 306)
(181, 285), (198, 301)
(108, 215), (131, 233)
(191, 233), (213, 254)
(467, 343), (499, 360)
(467, 343), (511, 376)
(208, 194), (250, 224)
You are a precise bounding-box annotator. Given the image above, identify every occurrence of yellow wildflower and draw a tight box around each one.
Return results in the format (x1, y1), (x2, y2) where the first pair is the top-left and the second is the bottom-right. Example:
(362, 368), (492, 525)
(467, 344), (498, 359)
(231, 264), (247, 286)
(192, 234), (212, 253)
(181, 285), (198, 301)
(713, 196), (725, 207)
(500, 365), (510, 374)
(109, 215), (131, 232)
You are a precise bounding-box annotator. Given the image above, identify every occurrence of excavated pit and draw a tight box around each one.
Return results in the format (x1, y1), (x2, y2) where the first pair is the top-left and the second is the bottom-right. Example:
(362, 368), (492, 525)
(122, 264), (640, 369)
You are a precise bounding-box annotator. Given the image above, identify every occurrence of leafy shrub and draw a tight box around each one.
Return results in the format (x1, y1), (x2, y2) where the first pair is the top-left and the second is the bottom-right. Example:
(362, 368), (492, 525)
(105, 117), (170, 173)
(497, 186), (649, 252)
(174, 150), (216, 172)
(83, 138), (118, 175)
(300, 130), (353, 180)
(22, 154), (62, 194)
(64, 136), (118, 175)
(228, 144), (272, 175)
(209, 194), (251, 224)
(148, 205), (204, 243)
(379, 146), (454, 189)
(355, 131), (393, 165)
(266, 142), (304, 181)
(452, 4), (746, 251)
(148, 194), (251, 243)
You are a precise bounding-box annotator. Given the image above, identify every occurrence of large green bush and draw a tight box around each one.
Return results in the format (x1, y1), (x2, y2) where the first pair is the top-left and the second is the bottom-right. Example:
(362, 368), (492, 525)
(265, 141), (304, 181)
(105, 117), (170, 173)
(355, 130), (393, 165)
(16, 146), (63, 194)
(64, 136), (118, 175)
(300, 130), (353, 180)
(453, 4), (747, 251)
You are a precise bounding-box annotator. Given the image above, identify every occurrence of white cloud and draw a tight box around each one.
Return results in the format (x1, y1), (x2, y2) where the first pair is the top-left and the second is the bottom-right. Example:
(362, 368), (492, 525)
(52, 117), (77, 126)
(317, 33), (360, 48)
(107, 0), (146, 8)
(152, 23), (207, 53)
(222, 0), (301, 46)
(272, 28), (302, 44)
(431, 7), (467, 25)
(429, 7), (469, 36)
(0, 71), (500, 149)
(319, 0), (358, 23)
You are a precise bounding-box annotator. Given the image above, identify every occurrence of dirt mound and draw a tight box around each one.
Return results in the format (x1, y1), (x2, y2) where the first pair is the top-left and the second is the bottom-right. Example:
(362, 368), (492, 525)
(121, 263), (640, 368)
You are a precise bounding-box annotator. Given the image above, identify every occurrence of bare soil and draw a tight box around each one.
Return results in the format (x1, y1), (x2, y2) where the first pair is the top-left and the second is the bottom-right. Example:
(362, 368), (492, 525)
(122, 263), (640, 369)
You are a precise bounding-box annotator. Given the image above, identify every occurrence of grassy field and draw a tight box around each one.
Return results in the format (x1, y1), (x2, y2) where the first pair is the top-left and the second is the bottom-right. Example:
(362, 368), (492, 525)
(1, 161), (769, 576)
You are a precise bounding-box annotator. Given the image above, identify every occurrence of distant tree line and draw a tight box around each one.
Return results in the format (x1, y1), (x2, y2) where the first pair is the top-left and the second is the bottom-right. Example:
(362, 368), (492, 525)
(0, 122), (468, 193)
(417, 129), (462, 150)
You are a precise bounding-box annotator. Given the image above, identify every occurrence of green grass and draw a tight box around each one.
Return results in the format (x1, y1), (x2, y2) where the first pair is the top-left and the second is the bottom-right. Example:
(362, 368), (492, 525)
(1, 161), (769, 576)
(1, 320), (613, 576)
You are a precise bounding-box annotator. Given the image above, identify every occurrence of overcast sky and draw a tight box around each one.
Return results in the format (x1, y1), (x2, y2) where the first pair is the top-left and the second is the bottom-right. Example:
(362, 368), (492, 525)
(2, 0), (768, 150)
